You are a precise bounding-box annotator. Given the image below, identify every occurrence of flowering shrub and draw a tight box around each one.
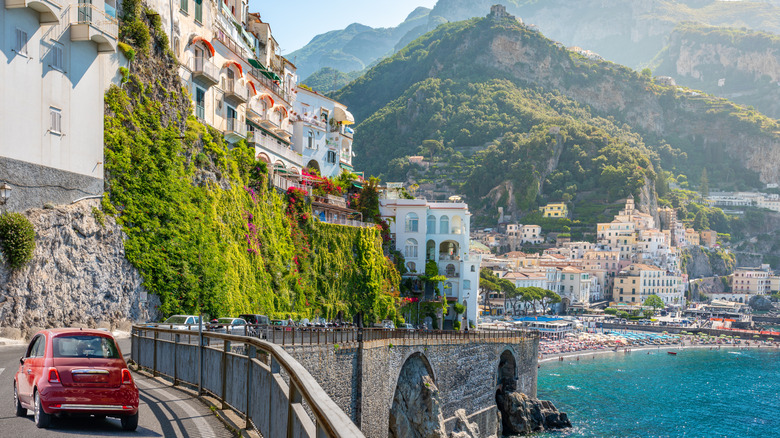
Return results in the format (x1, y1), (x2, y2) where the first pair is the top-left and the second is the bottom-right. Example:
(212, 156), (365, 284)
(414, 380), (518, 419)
(0, 213), (36, 269)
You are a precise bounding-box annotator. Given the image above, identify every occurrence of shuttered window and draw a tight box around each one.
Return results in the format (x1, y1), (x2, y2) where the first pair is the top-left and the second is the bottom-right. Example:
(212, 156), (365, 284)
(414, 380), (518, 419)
(15, 28), (28, 55)
(50, 108), (62, 134)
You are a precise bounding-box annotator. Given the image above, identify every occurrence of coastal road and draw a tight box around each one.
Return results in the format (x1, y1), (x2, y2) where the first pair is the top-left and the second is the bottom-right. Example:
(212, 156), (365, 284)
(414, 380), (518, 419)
(0, 338), (234, 437)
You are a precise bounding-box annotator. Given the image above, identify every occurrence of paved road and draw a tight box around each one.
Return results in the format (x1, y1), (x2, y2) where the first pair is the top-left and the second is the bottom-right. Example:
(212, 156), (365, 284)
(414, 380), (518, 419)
(0, 337), (234, 437)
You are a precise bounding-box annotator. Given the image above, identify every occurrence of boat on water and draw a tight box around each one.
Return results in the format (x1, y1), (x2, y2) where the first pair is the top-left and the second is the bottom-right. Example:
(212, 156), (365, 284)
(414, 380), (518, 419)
(668, 351), (678, 355)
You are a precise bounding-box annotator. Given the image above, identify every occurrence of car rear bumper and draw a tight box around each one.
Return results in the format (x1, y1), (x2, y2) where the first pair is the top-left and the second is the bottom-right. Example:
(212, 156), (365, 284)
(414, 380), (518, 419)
(39, 385), (139, 415)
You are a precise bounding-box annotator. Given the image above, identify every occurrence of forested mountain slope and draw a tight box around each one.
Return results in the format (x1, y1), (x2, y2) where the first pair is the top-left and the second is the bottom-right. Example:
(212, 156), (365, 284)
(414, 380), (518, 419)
(333, 12), (780, 223)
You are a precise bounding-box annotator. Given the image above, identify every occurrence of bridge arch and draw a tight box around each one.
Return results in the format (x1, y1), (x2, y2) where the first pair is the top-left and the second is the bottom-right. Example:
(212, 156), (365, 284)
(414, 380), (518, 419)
(496, 347), (518, 392)
(388, 351), (440, 437)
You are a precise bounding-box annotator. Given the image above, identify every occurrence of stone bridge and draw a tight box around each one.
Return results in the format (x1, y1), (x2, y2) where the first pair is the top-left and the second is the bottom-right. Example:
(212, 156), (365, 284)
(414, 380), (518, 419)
(282, 330), (539, 438)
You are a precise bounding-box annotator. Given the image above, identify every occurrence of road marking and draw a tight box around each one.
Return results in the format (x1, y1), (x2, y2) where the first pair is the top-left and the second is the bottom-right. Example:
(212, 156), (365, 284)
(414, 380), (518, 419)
(0, 368), (5, 376)
(136, 377), (218, 438)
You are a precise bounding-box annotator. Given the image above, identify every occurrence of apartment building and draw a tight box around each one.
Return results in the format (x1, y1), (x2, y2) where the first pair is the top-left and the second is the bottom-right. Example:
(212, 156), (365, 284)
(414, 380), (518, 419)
(731, 266), (773, 295)
(292, 86), (354, 178)
(1, 0), (122, 211)
(380, 198), (480, 325)
(614, 263), (683, 306)
(539, 202), (568, 218)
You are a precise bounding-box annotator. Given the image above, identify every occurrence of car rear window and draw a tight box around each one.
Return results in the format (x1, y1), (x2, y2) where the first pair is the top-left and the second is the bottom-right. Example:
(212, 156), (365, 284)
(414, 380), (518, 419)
(53, 335), (120, 359)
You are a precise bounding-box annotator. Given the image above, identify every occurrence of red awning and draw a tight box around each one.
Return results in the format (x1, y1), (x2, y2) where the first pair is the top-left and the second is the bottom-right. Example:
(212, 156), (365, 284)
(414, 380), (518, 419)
(273, 105), (288, 117)
(223, 60), (243, 78)
(191, 36), (215, 57)
(257, 93), (274, 107)
(247, 81), (257, 95)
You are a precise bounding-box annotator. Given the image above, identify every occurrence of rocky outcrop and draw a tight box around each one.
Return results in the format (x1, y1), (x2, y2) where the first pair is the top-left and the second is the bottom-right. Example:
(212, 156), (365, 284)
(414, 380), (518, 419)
(389, 355), (445, 438)
(449, 409), (481, 438)
(0, 200), (157, 339)
(749, 295), (774, 311)
(682, 246), (736, 279)
(495, 391), (571, 435)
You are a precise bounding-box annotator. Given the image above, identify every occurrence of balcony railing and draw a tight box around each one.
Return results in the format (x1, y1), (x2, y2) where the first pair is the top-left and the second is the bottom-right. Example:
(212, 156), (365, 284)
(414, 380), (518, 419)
(221, 78), (248, 103)
(224, 117), (246, 138)
(248, 131), (302, 166)
(272, 173), (307, 193)
(70, 3), (117, 38)
(320, 218), (376, 229)
(250, 69), (288, 103)
(188, 56), (220, 85)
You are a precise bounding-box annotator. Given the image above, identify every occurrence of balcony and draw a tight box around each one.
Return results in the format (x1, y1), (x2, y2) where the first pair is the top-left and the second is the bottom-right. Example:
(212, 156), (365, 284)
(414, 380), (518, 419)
(221, 78), (247, 106)
(69, 4), (117, 53)
(246, 101), (267, 124)
(188, 56), (219, 86)
(247, 131), (302, 167)
(5, 0), (61, 24)
(222, 117), (246, 142)
(272, 173), (307, 193)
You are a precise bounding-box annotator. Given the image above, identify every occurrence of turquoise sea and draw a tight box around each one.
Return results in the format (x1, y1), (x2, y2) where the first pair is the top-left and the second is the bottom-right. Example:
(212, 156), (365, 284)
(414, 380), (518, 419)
(536, 348), (780, 437)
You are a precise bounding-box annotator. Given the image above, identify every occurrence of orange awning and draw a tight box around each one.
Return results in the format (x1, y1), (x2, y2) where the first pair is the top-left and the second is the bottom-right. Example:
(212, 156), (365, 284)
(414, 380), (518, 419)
(247, 81), (257, 95)
(258, 93), (274, 107)
(272, 105), (288, 117)
(191, 36), (215, 57)
(223, 60), (243, 78)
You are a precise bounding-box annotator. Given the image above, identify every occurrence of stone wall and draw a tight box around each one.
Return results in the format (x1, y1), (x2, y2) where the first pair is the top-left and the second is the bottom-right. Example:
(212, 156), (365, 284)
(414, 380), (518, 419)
(283, 335), (539, 438)
(282, 343), (361, 423)
(0, 200), (157, 339)
(0, 156), (103, 213)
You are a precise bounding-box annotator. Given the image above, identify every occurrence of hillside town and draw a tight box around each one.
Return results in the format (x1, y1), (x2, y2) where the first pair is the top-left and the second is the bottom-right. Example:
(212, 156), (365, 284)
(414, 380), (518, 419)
(474, 196), (780, 317)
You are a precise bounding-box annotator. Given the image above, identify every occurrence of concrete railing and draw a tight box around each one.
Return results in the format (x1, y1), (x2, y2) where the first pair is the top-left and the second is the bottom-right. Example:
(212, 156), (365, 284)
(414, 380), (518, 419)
(70, 3), (118, 38)
(131, 325), (364, 438)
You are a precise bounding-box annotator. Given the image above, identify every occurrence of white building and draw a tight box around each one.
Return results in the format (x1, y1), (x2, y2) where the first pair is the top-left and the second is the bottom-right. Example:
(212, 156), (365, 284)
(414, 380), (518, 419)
(380, 198), (480, 326)
(521, 224), (543, 244)
(1, 0), (122, 211)
(292, 86), (354, 178)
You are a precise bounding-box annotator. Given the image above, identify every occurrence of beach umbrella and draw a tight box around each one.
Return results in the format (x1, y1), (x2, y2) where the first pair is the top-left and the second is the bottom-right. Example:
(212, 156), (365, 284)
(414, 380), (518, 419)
(753, 335), (760, 338)
(768, 338), (774, 341)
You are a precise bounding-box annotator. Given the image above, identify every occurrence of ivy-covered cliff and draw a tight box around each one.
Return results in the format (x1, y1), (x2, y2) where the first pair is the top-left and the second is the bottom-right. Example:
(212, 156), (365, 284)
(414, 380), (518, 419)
(103, 1), (400, 322)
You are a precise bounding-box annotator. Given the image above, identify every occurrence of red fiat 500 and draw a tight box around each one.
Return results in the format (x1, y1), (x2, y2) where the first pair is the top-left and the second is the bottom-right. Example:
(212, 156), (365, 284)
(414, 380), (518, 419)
(13, 329), (139, 430)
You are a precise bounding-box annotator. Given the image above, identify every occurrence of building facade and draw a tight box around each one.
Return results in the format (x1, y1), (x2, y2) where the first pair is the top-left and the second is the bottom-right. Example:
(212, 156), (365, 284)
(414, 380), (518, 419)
(1, 0), (122, 211)
(380, 198), (480, 325)
(539, 202), (568, 218)
(615, 263), (683, 306)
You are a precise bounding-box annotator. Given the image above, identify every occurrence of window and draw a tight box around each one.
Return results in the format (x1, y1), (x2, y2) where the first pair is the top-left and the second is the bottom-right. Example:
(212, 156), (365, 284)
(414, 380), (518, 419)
(15, 28), (28, 56)
(50, 107), (62, 134)
(446, 264), (455, 276)
(180, 0), (188, 13)
(404, 239), (418, 259)
(195, 0), (202, 22)
(405, 212), (418, 233)
(464, 280), (471, 290)
(471, 265), (476, 272)
(307, 130), (314, 149)
(51, 44), (64, 70)
(26, 335), (45, 358)
(427, 215), (436, 234)
(53, 335), (120, 359)
(407, 261), (416, 272)
(439, 216), (449, 235)
(326, 150), (337, 164)
(195, 87), (205, 119)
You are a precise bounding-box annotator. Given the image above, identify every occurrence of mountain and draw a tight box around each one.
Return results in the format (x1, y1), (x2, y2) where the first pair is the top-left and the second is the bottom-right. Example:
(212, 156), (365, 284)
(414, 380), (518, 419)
(332, 10), (780, 225)
(301, 67), (364, 93)
(289, 7), (432, 80)
(651, 23), (780, 118)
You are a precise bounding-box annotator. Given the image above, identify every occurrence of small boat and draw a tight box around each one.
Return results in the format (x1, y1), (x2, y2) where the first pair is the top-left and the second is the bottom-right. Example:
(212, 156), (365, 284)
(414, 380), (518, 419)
(667, 351), (677, 355)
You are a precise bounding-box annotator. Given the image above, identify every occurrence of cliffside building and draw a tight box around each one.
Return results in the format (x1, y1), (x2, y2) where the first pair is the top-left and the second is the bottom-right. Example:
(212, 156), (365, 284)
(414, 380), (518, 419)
(615, 263), (684, 306)
(539, 202), (568, 218)
(1, 0), (122, 211)
(380, 198), (481, 326)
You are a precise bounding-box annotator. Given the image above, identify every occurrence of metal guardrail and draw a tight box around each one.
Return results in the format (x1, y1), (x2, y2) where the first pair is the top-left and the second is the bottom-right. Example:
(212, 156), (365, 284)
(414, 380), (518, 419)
(188, 56), (220, 83)
(131, 325), (364, 438)
(70, 4), (118, 38)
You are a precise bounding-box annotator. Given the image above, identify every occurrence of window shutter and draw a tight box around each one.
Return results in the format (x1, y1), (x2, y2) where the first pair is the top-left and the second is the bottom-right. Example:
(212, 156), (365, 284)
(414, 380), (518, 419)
(16, 29), (28, 55)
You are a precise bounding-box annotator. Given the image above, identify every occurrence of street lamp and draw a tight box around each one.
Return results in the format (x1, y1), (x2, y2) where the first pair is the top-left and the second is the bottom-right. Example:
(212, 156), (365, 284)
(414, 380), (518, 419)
(0, 183), (11, 205)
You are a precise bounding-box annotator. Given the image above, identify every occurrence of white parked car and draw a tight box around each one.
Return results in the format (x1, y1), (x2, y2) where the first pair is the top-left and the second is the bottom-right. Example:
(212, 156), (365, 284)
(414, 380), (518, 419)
(161, 315), (200, 330)
(211, 318), (248, 335)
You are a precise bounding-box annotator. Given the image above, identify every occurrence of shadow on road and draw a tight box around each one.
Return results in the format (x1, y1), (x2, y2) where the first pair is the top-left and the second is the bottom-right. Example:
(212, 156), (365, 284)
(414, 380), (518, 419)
(14, 414), (162, 437)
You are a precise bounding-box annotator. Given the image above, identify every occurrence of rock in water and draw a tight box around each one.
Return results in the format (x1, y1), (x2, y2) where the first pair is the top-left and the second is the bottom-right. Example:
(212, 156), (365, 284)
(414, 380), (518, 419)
(495, 390), (571, 435)
(449, 409), (480, 438)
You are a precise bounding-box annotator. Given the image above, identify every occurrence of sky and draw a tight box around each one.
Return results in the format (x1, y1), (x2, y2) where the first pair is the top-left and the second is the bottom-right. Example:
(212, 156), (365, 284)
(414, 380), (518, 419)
(249, 0), (439, 54)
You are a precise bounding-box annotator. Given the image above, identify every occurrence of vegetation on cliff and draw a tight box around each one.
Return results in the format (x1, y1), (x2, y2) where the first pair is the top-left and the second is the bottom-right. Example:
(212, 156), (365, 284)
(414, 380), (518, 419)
(333, 14), (779, 224)
(0, 213), (36, 270)
(102, 0), (400, 322)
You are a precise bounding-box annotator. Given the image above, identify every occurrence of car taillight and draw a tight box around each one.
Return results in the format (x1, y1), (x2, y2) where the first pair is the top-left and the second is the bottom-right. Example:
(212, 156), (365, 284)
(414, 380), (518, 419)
(121, 369), (133, 385)
(48, 368), (60, 384)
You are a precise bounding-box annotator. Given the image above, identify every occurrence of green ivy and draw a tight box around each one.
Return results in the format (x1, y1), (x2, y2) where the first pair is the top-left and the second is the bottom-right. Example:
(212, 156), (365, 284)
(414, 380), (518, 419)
(0, 213), (36, 269)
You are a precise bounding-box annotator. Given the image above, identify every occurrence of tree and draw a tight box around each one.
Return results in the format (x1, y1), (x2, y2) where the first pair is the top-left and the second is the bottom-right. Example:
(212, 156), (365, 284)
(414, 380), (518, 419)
(479, 268), (500, 310)
(643, 294), (664, 310)
(699, 168), (709, 198)
(693, 210), (710, 231)
(420, 139), (444, 162)
(539, 289), (561, 314)
(452, 302), (466, 330)
(351, 176), (381, 223)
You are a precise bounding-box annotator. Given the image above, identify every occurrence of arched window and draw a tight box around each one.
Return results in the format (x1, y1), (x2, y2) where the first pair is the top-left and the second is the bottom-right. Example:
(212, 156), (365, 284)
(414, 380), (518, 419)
(451, 215), (462, 234)
(471, 265), (476, 272)
(407, 261), (416, 272)
(464, 280), (471, 290)
(439, 216), (449, 235)
(307, 130), (314, 149)
(427, 215), (436, 234)
(404, 239), (418, 258)
(446, 264), (455, 276)
(405, 213), (419, 232)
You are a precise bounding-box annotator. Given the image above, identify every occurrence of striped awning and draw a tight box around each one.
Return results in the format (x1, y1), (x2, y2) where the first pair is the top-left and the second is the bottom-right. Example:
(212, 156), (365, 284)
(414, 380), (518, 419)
(223, 60), (243, 78)
(190, 36), (215, 57)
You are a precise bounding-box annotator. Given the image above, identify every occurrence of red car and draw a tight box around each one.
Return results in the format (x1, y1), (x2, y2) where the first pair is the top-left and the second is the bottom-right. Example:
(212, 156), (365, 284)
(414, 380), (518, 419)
(13, 329), (139, 430)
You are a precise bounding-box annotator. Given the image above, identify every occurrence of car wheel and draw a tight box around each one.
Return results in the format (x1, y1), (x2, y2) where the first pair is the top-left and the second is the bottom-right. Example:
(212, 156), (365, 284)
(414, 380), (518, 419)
(34, 390), (51, 428)
(13, 383), (26, 417)
(121, 413), (139, 431)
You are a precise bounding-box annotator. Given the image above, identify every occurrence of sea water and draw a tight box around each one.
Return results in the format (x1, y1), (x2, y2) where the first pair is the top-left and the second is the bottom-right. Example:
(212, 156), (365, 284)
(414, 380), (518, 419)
(535, 348), (780, 437)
